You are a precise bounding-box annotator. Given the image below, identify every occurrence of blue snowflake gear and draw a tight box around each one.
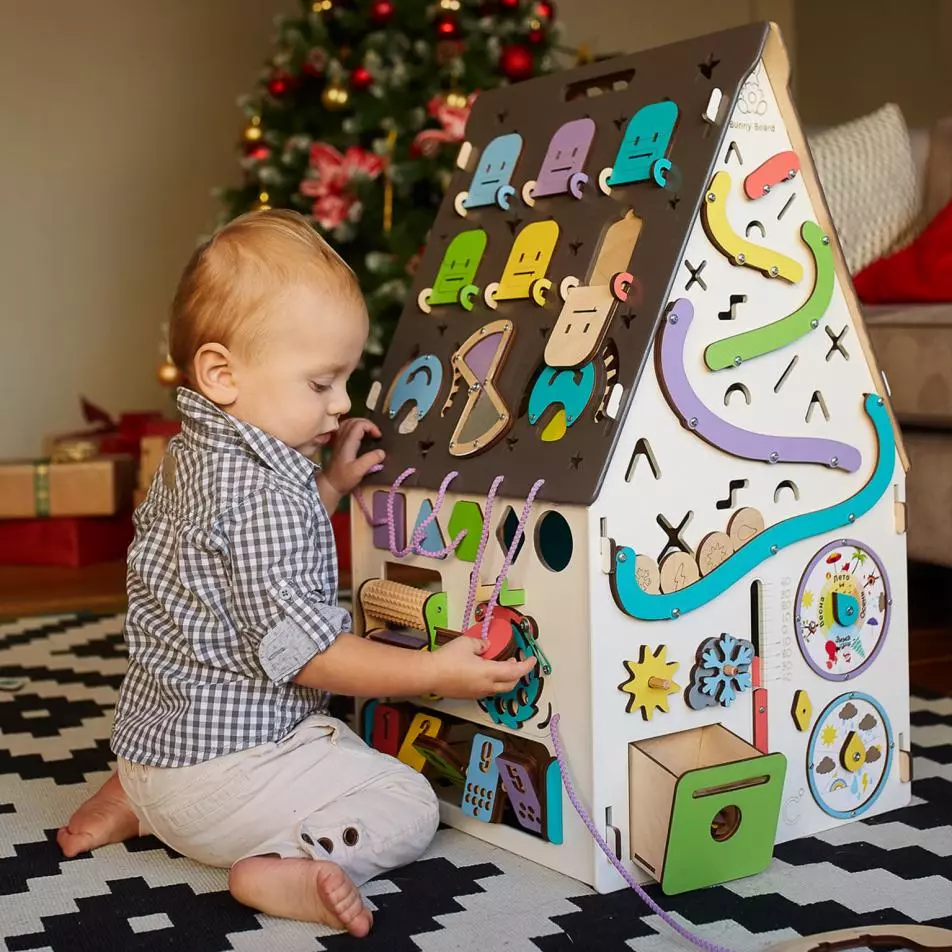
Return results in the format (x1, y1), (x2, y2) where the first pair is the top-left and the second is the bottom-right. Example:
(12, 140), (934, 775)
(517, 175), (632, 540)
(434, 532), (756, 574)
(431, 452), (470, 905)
(478, 615), (545, 729)
(687, 633), (754, 709)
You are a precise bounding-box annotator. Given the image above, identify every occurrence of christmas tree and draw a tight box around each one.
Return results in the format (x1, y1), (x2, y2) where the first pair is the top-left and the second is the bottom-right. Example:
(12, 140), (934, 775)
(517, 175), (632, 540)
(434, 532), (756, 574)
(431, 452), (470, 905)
(214, 0), (563, 408)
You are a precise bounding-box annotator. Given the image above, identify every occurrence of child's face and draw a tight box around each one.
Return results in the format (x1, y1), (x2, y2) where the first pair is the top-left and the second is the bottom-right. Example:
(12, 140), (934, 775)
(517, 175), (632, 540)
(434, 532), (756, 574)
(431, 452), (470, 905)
(229, 283), (369, 458)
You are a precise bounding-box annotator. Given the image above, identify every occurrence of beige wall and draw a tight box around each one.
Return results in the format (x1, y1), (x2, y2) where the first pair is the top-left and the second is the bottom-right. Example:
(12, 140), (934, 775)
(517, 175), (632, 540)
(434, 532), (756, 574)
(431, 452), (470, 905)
(0, 0), (291, 458)
(557, 0), (795, 60)
(793, 0), (952, 128)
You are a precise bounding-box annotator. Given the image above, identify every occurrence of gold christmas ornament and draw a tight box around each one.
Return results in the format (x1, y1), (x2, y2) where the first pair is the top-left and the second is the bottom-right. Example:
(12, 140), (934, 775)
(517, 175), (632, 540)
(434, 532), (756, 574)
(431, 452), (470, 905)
(254, 191), (272, 211)
(312, 0), (332, 10)
(444, 90), (467, 108)
(322, 82), (349, 110)
(440, 0), (461, 9)
(243, 116), (263, 142)
(157, 357), (182, 387)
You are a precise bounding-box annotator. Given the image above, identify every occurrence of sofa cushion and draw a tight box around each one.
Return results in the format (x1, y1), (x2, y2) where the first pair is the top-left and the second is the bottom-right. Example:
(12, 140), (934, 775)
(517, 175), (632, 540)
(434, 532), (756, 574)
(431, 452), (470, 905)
(854, 198), (952, 303)
(864, 303), (952, 427)
(808, 103), (920, 273)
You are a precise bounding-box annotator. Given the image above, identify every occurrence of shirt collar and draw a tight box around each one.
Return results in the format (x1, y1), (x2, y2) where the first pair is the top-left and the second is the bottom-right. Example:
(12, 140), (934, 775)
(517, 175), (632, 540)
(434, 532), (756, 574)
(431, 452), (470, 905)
(176, 388), (319, 487)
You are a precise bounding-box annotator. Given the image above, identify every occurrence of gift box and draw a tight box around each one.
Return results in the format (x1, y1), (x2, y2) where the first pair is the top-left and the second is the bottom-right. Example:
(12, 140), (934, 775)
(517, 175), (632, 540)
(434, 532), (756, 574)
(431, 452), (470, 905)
(0, 513), (134, 567)
(44, 398), (178, 464)
(0, 455), (136, 519)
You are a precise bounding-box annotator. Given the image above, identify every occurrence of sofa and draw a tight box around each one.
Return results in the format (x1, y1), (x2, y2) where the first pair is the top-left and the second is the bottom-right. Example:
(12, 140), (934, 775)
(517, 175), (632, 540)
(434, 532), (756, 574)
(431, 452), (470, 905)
(859, 119), (952, 568)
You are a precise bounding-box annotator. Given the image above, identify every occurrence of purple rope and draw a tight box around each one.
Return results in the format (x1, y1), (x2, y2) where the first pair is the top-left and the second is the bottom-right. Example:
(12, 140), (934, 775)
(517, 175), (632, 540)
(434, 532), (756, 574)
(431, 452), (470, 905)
(548, 714), (735, 952)
(479, 478), (544, 642)
(351, 464), (386, 527)
(460, 475), (506, 632)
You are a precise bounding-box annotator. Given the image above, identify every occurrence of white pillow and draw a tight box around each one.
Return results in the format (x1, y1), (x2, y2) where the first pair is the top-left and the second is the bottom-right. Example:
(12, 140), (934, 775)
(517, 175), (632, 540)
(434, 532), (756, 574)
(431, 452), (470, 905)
(807, 103), (920, 273)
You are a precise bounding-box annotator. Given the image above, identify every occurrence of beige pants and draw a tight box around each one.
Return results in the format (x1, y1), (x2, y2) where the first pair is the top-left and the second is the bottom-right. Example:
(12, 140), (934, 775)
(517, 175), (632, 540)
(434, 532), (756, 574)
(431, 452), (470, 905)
(117, 713), (440, 886)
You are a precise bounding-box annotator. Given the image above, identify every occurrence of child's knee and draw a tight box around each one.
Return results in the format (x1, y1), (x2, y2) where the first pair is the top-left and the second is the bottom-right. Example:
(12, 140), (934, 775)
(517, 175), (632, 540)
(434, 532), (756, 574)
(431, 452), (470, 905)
(398, 765), (441, 835)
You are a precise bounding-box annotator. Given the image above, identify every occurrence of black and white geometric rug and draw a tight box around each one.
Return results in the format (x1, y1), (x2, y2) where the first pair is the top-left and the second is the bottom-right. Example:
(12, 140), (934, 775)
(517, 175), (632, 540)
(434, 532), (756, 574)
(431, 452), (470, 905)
(1, 613), (950, 951)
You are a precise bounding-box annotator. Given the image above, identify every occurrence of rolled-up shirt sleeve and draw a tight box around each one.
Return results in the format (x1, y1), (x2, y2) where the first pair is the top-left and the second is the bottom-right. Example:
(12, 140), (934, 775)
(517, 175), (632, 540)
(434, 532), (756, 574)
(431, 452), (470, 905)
(226, 487), (352, 683)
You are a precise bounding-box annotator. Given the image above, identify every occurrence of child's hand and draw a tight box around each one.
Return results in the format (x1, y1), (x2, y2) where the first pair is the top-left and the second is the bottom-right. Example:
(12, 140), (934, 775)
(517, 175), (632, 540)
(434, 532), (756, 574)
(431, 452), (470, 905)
(430, 635), (537, 699)
(324, 419), (385, 497)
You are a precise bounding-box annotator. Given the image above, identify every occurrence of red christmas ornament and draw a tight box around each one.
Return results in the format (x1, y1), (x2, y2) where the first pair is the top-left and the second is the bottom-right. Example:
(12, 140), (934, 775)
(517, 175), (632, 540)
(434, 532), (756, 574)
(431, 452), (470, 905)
(499, 0), (519, 8)
(528, 28), (544, 44)
(247, 145), (271, 161)
(351, 65), (373, 91)
(535, 0), (554, 19)
(436, 15), (460, 38)
(267, 71), (293, 97)
(499, 44), (533, 81)
(371, 0), (394, 22)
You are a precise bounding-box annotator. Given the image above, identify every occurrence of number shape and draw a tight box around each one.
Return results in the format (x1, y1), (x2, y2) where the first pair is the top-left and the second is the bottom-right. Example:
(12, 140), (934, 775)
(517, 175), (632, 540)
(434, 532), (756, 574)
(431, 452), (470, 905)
(496, 751), (545, 833)
(462, 733), (505, 822)
(397, 713), (443, 772)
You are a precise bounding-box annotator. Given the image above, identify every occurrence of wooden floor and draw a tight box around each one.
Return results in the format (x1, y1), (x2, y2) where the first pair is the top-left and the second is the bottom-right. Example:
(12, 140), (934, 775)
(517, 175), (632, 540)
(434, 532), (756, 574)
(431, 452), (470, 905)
(0, 559), (949, 695)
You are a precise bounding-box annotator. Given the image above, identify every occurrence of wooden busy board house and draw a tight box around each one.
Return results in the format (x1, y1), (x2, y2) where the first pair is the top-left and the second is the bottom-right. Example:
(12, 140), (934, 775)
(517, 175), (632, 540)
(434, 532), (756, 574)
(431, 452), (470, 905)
(351, 21), (912, 895)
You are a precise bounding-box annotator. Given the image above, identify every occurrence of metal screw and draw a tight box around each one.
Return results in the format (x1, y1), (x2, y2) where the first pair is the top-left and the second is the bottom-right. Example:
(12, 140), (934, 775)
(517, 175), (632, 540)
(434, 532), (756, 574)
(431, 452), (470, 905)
(770, 545), (778, 555)
(848, 513), (856, 523)
(473, 439), (480, 449)
(831, 456), (839, 467)
(810, 319), (819, 329)
(520, 619), (532, 633)
(617, 551), (627, 562)
(877, 397), (884, 406)
(733, 356), (742, 366)
(737, 253), (747, 264)
(689, 417), (698, 428)
(763, 184), (771, 194)
(670, 313), (679, 325)
(769, 451), (779, 463)
(706, 192), (716, 202)
(672, 608), (681, 618)
(788, 169), (796, 179)
(822, 235), (830, 245)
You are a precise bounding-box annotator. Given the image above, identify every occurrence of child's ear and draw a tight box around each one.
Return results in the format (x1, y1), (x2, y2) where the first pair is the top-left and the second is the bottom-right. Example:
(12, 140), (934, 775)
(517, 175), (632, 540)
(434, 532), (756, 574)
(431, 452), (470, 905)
(193, 343), (239, 406)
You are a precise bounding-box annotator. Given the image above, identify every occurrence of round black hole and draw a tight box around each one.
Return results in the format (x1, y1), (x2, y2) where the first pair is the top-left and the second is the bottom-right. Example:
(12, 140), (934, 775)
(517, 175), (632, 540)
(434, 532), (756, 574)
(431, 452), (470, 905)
(535, 510), (573, 572)
(710, 805), (741, 842)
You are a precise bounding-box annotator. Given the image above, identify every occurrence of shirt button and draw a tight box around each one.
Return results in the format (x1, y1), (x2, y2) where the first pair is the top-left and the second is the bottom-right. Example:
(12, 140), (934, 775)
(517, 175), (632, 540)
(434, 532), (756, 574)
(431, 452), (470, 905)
(279, 587), (291, 599)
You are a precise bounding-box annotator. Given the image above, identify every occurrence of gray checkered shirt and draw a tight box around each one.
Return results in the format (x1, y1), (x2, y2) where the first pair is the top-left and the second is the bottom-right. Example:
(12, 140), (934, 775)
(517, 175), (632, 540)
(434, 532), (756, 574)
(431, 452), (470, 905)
(111, 388), (351, 767)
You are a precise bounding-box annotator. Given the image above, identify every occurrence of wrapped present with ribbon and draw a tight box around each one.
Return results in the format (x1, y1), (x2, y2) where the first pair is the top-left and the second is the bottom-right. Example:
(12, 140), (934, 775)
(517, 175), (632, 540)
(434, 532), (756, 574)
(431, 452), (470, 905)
(43, 397), (173, 461)
(0, 454), (136, 519)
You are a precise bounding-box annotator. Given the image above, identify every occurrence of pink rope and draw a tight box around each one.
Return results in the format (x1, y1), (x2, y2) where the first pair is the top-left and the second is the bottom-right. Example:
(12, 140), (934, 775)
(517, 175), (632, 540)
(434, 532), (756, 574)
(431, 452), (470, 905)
(460, 475), (505, 632)
(351, 464), (386, 527)
(548, 714), (735, 952)
(478, 478), (544, 642)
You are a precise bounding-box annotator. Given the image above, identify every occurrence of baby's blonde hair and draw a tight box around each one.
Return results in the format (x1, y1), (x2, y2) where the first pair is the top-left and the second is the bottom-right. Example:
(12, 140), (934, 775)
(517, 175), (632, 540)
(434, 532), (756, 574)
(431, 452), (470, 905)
(169, 209), (363, 377)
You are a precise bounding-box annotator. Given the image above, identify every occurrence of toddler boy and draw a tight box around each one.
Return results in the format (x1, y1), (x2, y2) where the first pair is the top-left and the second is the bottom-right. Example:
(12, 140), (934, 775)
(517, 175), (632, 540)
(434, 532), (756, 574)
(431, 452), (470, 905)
(58, 210), (535, 937)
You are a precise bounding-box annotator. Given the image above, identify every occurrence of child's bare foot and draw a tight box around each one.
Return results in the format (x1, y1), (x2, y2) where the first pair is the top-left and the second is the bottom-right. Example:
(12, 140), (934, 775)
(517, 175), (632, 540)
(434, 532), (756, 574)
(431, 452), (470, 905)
(57, 771), (140, 857)
(229, 856), (373, 936)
